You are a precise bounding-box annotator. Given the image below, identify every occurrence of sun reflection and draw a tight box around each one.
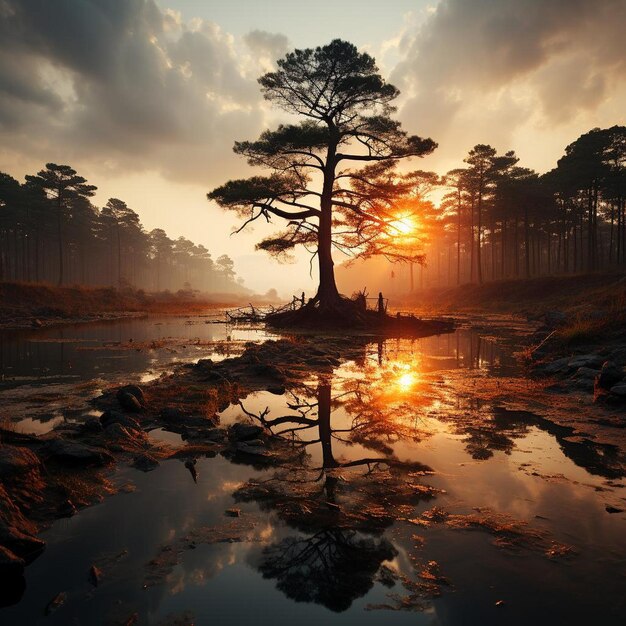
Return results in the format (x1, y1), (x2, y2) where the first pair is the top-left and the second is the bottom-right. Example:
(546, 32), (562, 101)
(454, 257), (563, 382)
(397, 371), (416, 391)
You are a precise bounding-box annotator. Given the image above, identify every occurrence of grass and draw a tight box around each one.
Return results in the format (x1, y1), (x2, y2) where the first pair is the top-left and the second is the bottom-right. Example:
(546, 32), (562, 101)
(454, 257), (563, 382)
(0, 281), (270, 323)
(411, 272), (626, 315)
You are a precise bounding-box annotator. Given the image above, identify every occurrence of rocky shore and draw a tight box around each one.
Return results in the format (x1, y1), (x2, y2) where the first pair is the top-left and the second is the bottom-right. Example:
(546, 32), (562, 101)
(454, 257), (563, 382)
(0, 338), (362, 606)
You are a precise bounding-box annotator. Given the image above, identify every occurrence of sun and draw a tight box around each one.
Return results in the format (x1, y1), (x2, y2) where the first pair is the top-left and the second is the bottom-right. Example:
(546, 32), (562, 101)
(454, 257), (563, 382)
(389, 215), (416, 237)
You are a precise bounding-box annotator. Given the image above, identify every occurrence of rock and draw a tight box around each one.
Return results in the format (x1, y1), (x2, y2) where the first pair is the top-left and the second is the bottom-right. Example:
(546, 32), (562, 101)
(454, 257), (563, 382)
(0, 484), (45, 560)
(568, 354), (604, 369)
(117, 392), (143, 413)
(229, 423), (264, 442)
(251, 363), (285, 381)
(225, 508), (240, 518)
(132, 453), (159, 472)
(0, 446), (41, 481)
(605, 505), (623, 514)
(45, 591), (66, 615)
(117, 384), (145, 405)
(0, 546), (25, 608)
(161, 407), (187, 422)
(609, 346), (626, 366)
(58, 499), (77, 517)
(184, 459), (198, 483)
(243, 439), (265, 448)
(597, 360), (624, 390)
(182, 427), (225, 442)
(267, 385), (286, 395)
(44, 439), (114, 467)
(100, 410), (141, 430)
(233, 441), (271, 457)
(609, 382), (626, 397)
(80, 417), (103, 434)
(572, 367), (598, 379)
(88, 565), (102, 586)
(540, 357), (571, 375)
(0, 545), (24, 578)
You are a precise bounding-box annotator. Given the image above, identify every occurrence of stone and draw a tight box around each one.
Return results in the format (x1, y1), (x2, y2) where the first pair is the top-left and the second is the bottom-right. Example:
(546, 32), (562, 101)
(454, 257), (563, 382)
(540, 357), (571, 375)
(117, 392), (143, 413)
(0, 545), (25, 609)
(572, 367), (598, 379)
(132, 453), (159, 472)
(88, 565), (102, 586)
(117, 384), (145, 405)
(45, 592), (66, 615)
(233, 441), (271, 457)
(267, 385), (286, 395)
(44, 439), (114, 467)
(58, 499), (77, 517)
(568, 354), (603, 369)
(609, 383), (626, 397)
(609, 346), (626, 366)
(0, 446), (41, 480)
(597, 361), (624, 390)
(80, 417), (104, 434)
(100, 410), (141, 430)
(229, 423), (264, 442)
(0, 545), (24, 578)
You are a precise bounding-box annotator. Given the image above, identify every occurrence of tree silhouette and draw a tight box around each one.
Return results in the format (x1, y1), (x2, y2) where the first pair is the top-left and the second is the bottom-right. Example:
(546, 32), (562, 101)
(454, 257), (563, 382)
(25, 164), (96, 285)
(208, 39), (436, 314)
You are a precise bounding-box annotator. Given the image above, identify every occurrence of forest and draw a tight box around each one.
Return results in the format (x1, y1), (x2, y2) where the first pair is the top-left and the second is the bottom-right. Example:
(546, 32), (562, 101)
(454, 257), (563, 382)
(2, 129), (623, 299)
(0, 164), (245, 294)
(337, 126), (626, 294)
(417, 125), (626, 288)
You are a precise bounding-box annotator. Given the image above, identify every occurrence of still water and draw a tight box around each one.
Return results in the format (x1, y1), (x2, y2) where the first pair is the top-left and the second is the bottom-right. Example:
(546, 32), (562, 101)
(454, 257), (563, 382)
(0, 315), (624, 625)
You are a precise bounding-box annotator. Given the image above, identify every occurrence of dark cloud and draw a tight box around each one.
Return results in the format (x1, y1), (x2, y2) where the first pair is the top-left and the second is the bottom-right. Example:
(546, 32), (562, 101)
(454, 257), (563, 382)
(0, 0), (270, 183)
(394, 0), (626, 144)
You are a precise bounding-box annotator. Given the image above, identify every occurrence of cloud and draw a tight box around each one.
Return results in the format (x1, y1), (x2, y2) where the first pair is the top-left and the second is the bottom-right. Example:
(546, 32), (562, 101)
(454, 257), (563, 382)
(0, 0), (281, 184)
(391, 0), (626, 168)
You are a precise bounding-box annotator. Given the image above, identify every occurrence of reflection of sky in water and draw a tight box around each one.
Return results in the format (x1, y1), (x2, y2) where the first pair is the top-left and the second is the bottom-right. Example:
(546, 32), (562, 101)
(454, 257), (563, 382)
(1, 317), (625, 624)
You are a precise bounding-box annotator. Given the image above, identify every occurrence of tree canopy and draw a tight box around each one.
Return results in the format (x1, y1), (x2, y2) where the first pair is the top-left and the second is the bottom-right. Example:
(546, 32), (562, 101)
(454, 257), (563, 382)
(209, 39), (436, 311)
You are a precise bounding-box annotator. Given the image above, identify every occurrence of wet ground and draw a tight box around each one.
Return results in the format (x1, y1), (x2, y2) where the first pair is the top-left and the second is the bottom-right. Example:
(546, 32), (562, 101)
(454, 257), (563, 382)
(0, 314), (624, 625)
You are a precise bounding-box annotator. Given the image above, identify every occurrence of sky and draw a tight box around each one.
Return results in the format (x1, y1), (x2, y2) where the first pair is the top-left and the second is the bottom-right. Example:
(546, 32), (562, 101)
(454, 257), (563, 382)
(1, 0), (625, 295)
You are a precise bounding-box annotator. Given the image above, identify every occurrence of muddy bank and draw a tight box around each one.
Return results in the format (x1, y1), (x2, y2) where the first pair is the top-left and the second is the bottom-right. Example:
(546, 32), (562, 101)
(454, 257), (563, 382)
(525, 307), (626, 413)
(0, 338), (366, 606)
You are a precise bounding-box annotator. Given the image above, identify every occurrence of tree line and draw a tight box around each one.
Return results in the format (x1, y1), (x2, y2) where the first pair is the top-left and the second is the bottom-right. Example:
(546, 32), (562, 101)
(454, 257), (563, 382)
(418, 125), (626, 288)
(0, 163), (245, 294)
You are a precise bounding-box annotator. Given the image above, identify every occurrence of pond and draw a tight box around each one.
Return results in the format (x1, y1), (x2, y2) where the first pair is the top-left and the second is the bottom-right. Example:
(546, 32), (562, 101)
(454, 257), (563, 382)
(0, 315), (624, 625)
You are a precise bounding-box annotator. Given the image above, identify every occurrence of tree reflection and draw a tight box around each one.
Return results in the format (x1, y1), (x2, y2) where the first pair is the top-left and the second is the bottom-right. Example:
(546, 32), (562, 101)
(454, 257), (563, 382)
(236, 371), (437, 611)
(256, 530), (396, 613)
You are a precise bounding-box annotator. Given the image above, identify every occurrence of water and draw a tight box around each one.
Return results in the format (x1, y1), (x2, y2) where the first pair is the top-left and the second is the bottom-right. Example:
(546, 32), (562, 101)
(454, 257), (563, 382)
(0, 315), (272, 427)
(1, 315), (624, 625)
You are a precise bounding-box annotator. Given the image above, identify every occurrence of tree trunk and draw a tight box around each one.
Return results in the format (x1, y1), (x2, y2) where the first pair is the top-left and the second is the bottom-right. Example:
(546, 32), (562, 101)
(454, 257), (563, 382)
(317, 382), (337, 469)
(315, 136), (341, 309)
(57, 194), (64, 286)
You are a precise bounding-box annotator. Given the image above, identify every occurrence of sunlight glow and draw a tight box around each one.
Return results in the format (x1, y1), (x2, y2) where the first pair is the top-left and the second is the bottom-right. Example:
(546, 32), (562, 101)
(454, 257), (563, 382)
(397, 370), (417, 391)
(389, 215), (417, 238)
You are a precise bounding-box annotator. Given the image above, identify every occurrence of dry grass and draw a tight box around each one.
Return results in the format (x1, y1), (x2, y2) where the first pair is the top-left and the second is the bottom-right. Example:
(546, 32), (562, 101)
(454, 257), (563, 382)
(412, 273), (626, 315)
(0, 281), (252, 321)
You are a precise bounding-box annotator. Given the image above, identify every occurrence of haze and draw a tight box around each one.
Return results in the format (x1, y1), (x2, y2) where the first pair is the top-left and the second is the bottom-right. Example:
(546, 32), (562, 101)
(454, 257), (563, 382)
(1, 0), (624, 294)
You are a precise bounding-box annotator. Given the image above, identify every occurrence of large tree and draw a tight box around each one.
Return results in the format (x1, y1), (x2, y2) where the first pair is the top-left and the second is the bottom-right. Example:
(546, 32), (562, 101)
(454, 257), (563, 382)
(208, 40), (436, 313)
